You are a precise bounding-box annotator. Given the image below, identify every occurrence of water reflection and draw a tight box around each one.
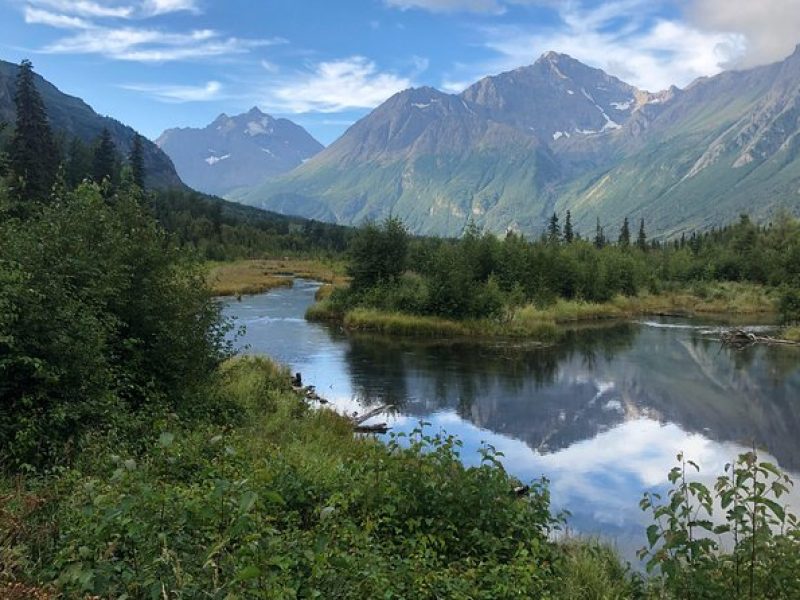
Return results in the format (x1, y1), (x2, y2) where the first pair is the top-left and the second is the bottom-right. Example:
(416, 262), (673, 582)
(223, 280), (800, 561)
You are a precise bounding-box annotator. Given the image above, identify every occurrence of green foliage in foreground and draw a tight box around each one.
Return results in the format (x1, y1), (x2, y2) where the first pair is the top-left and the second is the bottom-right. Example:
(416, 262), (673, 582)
(0, 358), (637, 599)
(0, 181), (231, 468)
(5, 358), (799, 598)
(640, 452), (800, 599)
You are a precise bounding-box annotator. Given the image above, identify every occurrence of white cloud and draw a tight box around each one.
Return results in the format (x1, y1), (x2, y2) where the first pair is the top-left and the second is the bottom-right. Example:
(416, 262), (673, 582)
(42, 27), (278, 62)
(446, 0), (747, 92)
(122, 79), (222, 102)
(24, 7), (95, 28)
(686, 0), (800, 68)
(26, 0), (201, 18)
(141, 0), (200, 16)
(269, 56), (413, 113)
(385, 0), (505, 13)
(27, 0), (134, 18)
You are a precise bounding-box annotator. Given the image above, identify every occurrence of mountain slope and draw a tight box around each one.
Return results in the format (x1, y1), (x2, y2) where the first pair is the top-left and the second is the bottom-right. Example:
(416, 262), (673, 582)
(0, 59), (183, 189)
(234, 49), (800, 238)
(156, 107), (323, 197)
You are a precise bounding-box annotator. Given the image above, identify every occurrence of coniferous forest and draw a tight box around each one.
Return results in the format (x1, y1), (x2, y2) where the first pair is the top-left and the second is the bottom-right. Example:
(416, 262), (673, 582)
(2, 60), (800, 599)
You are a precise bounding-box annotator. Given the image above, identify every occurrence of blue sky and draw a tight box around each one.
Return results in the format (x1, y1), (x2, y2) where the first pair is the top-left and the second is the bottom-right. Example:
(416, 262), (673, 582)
(1, 0), (798, 145)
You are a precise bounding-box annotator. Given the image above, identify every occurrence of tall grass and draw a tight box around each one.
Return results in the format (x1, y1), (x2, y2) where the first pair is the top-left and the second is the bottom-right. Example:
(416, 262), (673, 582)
(784, 326), (800, 342)
(208, 258), (348, 297)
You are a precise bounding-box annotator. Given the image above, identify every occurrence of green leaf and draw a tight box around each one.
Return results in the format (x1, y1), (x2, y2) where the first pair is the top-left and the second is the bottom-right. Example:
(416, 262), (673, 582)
(237, 565), (261, 581)
(646, 524), (660, 547)
(158, 431), (175, 448)
(760, 498), (786, 522)
(239, 491), (258, 515)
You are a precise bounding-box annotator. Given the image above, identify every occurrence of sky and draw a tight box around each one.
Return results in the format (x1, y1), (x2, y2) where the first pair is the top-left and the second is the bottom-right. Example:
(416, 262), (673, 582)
(1, 0), (799, 145)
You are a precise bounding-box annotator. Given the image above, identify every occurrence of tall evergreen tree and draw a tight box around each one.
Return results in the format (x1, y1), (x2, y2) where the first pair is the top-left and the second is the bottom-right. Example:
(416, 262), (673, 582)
(594, 217), (606, 249)
(9, 59), (60, 205)
(65, 136), (92, 188)
(129, 133), (146, 190)
(547, 211), (560, 243)
(636, 218), (647, 251)
(618, 217), (631, 248)
(93, 128), (117, 184)
(563, 210), (574, 244)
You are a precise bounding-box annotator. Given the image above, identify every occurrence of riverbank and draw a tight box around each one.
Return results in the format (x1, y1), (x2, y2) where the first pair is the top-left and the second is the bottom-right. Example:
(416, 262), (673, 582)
(0, 357), (635, 598)
(207, 258), (348, 297)
(307, 282), (779, 340)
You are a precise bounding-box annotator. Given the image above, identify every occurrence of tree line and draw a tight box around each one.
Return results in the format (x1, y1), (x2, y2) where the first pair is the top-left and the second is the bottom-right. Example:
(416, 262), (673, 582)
(334, 211), (800, 322)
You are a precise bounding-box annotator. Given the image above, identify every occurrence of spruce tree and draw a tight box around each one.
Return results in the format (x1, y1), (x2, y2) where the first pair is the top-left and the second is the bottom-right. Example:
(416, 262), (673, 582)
(93, 128), (117, 184)
(563, 210), (574, 244)
(9, 59), (60, 205)
(594, 217), (606, 249)
(618, 217), (631, 247)
(65, 136), (92, 188)
(636, 218), (647, 251)
(547, 211), (560, 243)
(129, 133), (146, 190)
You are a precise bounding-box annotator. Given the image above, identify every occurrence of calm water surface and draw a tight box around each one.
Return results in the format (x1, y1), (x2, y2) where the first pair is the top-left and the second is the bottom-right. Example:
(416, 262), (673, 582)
(223, 280), (800, 561)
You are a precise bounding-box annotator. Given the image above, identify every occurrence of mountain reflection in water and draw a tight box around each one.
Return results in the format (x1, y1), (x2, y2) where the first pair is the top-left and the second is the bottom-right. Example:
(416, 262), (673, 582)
(223, 280), (800, 561)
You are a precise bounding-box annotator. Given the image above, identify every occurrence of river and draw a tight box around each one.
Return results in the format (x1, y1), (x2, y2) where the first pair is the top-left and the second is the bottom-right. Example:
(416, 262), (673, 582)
(223, 279), (800, 562)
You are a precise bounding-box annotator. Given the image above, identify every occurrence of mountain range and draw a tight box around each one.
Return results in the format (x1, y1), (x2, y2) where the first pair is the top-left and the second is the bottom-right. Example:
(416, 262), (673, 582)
(156, 108), (323, 197)
(232, 48), (800, 238)
(0, 59), (182, 190)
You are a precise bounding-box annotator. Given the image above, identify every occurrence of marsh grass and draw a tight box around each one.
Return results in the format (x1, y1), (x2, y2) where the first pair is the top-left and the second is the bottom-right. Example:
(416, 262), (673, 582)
(208, 258), (348, 297)
(784, 326), (800, 342)
(304, 282), (776, 342)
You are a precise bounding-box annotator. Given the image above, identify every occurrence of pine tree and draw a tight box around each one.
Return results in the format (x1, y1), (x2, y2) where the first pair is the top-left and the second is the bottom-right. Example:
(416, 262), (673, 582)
(594, 217), (606, 249)
(92, 128), (117, 184)
(636, 218), (647, 251)
(129, 133), (146, 190)
(547, 211), (560, 243)
(9, 59), (60, 205)
(618, 217), (631, 247)
(563, 210), (574, 244)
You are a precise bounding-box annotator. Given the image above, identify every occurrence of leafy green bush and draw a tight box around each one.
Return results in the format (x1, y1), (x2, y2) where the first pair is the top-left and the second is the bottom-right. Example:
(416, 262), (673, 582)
(639, 451), (800, 599)
(0, 182), (231, 467)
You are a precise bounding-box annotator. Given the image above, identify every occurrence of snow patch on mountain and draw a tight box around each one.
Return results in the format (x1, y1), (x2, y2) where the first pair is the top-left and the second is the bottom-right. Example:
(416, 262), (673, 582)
(205, 154), (230, 165)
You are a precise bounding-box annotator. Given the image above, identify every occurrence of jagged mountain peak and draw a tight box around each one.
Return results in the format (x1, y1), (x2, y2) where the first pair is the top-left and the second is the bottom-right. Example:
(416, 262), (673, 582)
(233, 45), (800, 239)
(157, 108), (323, 197)
(461, 53), (640, 140)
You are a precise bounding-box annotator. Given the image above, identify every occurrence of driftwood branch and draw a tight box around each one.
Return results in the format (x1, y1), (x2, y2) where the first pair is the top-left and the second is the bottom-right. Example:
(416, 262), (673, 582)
(351, 404), (393, 425)
(720, 329), (799, 348)
(350, 404), (393, 434)
(291, 374), (391, 432)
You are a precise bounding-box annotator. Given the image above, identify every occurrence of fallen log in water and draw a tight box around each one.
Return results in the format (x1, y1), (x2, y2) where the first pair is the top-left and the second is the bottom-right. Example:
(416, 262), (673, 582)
(290, 376), (390, 429)
(349, 404), (394, 434)
(720, 329), (800, 348)
(354, 423), (390, 434)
